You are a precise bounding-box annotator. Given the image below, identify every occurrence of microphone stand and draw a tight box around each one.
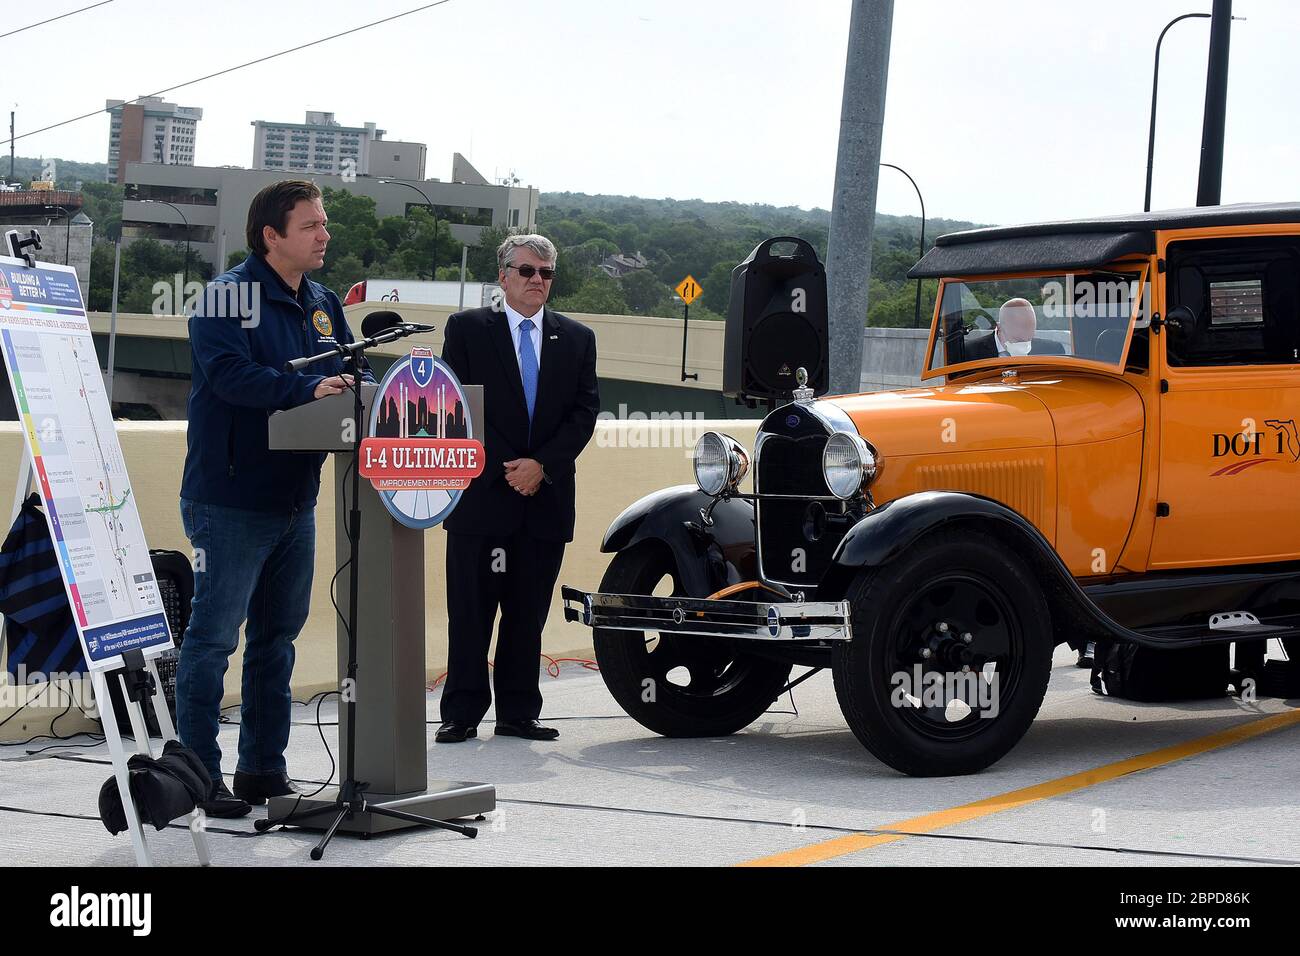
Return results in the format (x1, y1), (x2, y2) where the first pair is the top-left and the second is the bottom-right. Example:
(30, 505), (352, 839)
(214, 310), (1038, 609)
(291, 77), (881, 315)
(255, 322), (478, 860)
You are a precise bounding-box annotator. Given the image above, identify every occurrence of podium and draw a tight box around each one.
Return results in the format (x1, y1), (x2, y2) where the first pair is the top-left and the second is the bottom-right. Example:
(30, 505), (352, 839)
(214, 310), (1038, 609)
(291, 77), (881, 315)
(265, 383), (494, 834)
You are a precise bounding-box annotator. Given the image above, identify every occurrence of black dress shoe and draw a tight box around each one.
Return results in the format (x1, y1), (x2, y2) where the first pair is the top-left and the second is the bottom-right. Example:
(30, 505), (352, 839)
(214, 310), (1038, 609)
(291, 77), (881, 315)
(200, 779), (251, 818)
(232, 770), (302, 805)
(494, 719), (559, 740)
(435, 721), (477, 743)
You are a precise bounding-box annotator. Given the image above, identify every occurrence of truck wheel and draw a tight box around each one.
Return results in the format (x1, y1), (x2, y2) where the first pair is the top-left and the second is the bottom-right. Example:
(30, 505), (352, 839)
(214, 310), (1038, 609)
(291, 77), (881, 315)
(831, 529), (1052, 776)
(593, 543), (792, 738)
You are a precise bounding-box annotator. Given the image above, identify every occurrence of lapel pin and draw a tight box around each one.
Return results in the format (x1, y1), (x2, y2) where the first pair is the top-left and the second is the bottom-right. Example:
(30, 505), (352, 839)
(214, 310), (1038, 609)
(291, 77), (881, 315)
(549, 334), (558, 340)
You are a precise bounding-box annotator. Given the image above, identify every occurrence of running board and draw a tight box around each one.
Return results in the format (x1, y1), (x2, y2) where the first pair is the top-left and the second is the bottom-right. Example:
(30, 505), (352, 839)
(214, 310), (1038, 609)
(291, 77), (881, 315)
(1133, 619), (1300, 644)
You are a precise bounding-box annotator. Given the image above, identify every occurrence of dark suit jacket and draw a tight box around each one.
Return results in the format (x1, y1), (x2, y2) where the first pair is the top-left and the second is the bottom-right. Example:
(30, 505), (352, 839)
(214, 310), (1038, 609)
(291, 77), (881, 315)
(440, 306), (599, 542)
(963, 331), (1067, 361)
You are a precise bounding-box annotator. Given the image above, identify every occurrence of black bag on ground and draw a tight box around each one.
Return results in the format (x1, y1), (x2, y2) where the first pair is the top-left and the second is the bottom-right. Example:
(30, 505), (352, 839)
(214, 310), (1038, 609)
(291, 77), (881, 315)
(1091, 640), (1229, 702)
(98, 739), (212, 835)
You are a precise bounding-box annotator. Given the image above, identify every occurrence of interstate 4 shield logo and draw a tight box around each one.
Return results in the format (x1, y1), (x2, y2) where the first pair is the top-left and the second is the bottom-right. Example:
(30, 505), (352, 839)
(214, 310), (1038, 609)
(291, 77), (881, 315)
(360, 348), (484, 529)
(411, 346), (434, 388)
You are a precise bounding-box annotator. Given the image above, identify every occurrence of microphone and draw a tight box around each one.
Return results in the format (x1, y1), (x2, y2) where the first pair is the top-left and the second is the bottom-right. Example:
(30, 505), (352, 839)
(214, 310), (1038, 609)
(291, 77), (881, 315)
(285, 309), (436, 373)
(361, 310), (404, 337)
(361, 310), (435, 337)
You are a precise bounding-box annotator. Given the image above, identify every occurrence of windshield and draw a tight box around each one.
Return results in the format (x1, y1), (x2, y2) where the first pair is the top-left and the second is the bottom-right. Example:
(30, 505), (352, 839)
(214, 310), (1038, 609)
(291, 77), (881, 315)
(926, 270), (1144, 375)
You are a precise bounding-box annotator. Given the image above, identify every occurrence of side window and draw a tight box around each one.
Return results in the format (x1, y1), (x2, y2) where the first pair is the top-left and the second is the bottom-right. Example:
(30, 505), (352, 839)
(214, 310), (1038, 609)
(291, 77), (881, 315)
(1166, 236), (1300, 367)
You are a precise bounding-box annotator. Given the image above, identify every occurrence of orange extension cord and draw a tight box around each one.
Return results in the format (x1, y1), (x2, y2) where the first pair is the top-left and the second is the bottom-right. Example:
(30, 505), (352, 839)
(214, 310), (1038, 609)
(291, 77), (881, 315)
(428, 654), (600, 690)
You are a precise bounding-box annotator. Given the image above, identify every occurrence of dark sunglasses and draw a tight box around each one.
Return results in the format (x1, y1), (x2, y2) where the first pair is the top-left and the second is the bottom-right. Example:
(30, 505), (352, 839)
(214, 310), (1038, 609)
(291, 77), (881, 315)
(508, 264), (556, 281)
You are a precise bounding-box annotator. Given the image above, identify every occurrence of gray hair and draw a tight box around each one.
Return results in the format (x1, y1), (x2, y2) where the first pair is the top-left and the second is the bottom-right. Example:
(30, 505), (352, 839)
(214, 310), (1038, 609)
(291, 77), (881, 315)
(497, 233), (557, 273)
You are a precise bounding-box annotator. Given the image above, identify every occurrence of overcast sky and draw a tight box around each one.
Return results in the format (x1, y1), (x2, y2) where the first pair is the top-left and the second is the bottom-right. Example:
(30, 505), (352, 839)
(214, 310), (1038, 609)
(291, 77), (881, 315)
(10, 0), (1299, 226)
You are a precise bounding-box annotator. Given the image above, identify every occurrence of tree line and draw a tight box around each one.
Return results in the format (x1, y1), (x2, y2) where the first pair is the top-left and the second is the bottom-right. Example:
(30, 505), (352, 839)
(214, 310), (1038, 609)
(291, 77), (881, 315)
(534, 192), (979, 326)
(55, 165), (982, 326)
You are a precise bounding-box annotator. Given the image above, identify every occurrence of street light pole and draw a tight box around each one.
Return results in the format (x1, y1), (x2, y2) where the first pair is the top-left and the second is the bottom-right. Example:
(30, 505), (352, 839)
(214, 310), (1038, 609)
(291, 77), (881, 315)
(141, 198), (191, 287)
(1144, 12), (1213, 212)
(380, 180), (440, 280)
(880, 162), (926, 328)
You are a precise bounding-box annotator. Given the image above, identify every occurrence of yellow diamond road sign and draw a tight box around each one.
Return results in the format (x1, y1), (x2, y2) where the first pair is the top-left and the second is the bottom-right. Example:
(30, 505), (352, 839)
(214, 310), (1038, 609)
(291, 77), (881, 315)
(675, 275), (703, 306)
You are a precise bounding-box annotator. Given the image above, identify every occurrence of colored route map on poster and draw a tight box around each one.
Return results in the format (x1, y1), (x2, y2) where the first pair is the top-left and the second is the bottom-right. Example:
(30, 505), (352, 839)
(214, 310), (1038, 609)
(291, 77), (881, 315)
(0, 257), (171, 669)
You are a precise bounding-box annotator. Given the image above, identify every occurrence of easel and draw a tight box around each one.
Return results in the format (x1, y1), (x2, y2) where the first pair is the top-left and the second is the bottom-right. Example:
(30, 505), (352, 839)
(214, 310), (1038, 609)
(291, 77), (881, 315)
(1, 230), (209, 867)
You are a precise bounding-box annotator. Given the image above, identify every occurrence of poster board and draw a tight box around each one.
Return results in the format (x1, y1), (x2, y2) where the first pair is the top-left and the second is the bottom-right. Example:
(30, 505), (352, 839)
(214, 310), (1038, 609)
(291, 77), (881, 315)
(0, 255), (172, 672)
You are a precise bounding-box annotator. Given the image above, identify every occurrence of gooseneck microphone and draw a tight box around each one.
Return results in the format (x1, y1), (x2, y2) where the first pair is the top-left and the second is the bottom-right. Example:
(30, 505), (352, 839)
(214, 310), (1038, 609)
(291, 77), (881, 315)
(361, 309), (437, 337)
(285, 309), (436, 373)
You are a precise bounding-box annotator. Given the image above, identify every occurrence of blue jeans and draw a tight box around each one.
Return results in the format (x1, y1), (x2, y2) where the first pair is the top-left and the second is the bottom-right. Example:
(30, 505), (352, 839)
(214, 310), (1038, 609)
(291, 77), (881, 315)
(175, 498), (316, 781)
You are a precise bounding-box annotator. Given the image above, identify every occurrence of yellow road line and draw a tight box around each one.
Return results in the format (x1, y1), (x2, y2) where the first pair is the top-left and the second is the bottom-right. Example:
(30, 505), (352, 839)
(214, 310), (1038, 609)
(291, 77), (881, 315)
(738, 708), (1300, 867)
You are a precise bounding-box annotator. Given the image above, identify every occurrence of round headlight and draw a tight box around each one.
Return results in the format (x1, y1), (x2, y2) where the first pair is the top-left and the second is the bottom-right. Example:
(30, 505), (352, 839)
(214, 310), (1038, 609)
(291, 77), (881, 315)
(822, 432), (878, 500)
(693, 431), (750, 497)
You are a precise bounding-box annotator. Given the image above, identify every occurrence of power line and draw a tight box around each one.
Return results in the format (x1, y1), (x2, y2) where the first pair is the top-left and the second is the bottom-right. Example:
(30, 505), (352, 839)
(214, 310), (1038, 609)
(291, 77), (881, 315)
(1, 0), (455, 149)
(0, 0), (114, 41)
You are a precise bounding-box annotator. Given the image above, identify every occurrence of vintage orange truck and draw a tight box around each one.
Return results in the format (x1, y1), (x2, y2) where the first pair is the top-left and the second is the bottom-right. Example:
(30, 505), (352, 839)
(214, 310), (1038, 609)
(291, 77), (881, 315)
(563, 203), (1300, 776)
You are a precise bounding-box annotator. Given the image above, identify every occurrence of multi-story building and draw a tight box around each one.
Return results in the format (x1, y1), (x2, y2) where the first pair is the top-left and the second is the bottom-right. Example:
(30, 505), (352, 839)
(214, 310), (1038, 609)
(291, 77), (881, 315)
(105, 97), (203, 184)
(119, 156), (538, 272)
(251, 111), (427, 180)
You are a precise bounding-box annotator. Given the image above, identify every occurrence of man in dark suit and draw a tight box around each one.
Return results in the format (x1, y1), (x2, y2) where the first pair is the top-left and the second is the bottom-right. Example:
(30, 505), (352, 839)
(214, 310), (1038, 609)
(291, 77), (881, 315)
(436, 234), (599, 742)
(964, 297), (1067, 360)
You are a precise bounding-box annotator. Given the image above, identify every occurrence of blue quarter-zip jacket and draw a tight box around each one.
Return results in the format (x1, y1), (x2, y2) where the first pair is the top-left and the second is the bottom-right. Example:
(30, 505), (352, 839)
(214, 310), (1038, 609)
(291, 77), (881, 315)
(180, 254), (361, 511)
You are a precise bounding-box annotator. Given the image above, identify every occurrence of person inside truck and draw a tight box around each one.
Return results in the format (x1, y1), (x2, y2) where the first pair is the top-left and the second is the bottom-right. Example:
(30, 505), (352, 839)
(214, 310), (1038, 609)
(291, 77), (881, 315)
(965, 298), (1067, 359)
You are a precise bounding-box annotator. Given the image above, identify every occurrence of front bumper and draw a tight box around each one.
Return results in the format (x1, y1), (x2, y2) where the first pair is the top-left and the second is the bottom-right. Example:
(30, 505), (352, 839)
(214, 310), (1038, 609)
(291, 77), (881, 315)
(560, 586), (852, 642)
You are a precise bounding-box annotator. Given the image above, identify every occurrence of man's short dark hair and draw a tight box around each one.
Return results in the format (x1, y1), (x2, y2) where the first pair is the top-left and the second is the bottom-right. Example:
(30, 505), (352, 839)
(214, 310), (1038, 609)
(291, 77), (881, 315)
(246, 180), (322, 256)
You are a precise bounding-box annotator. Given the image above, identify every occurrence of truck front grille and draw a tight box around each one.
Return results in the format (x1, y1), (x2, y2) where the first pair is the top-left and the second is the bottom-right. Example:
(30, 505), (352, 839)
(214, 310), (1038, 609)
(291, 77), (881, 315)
(756, 430), (844, 589)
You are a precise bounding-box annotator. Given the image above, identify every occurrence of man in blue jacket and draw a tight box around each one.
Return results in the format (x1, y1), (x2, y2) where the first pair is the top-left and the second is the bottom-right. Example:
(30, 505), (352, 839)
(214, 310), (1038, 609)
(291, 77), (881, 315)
(177, 180), (363, 817)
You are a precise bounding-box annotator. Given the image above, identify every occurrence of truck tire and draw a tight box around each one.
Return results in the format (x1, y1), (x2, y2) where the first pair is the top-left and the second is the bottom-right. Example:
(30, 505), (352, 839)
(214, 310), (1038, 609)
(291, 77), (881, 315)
(831, 529), (1052, 776)
(593, 543), (792, 738)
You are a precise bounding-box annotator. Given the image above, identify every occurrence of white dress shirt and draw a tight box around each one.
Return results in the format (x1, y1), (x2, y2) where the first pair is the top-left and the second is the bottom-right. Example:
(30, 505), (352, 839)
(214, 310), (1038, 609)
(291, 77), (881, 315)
(504, 301), (543, 376)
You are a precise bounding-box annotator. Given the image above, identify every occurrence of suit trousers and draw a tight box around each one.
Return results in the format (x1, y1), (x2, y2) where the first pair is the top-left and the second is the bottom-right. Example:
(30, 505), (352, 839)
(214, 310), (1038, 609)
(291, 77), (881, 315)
(441, 530), (566, 725)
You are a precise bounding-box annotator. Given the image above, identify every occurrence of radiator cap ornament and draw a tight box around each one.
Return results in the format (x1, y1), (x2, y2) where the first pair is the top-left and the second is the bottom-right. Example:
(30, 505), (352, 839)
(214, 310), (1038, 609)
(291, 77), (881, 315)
(793, 366), (815, 405)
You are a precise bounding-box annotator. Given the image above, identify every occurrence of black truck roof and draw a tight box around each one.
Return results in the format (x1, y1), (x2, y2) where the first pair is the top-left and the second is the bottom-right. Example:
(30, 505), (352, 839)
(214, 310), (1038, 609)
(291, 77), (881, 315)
(907, 201), (1300, 279)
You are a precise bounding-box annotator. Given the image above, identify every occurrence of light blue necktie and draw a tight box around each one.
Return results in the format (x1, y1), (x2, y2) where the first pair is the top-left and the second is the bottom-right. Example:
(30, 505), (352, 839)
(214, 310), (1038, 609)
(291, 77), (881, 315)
(519, 318), (538, 426)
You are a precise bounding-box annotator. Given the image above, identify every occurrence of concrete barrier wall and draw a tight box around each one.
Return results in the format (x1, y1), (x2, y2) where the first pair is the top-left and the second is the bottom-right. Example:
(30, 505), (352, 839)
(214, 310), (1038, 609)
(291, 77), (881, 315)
(0, 418), (761, 737)
(860, 327), (929, 392)
(83, 308), (930, 402)
(87, 305), (734, 392)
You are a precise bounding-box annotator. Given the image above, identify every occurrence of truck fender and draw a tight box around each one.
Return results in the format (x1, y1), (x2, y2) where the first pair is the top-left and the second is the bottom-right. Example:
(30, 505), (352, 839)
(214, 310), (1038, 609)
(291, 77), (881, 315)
(601, 485), (755, 598)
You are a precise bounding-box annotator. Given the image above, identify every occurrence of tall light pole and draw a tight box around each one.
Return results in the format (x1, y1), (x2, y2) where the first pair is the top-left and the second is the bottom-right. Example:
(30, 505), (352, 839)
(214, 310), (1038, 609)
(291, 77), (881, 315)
(880, 162), (926, 328)
(141, 198), (191, 286)
(380, 179), (441, 280)
(1196, 0), (1236, 206)
(1144, 13), (1209, 212)
(825, 0), (894, 396)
